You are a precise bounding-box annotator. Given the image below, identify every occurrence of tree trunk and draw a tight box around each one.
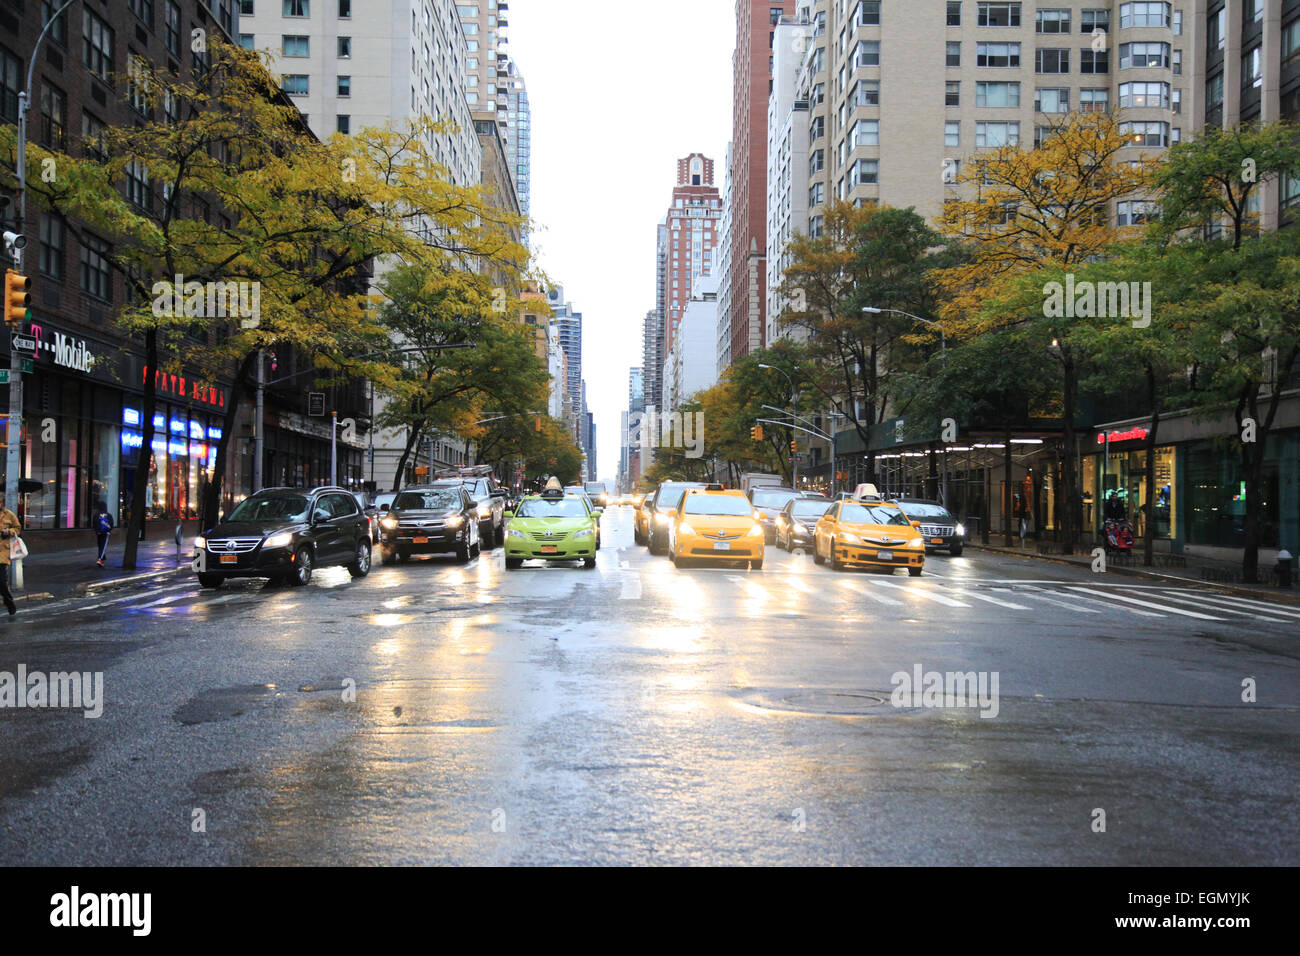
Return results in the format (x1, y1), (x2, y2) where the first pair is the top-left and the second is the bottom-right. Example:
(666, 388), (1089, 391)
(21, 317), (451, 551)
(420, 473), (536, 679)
(199, 351), (256, 530)
(1003, 425), (1013, 547)
(122, 329), (159, 569)
(391, 420), (425, 492)
(1143, 363), (1159, 568)
(1060, 354), (1079, 554)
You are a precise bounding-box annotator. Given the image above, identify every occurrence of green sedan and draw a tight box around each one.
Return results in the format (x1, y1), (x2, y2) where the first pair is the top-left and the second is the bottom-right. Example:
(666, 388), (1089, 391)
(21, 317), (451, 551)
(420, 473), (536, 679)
(504, 491), (601, 569)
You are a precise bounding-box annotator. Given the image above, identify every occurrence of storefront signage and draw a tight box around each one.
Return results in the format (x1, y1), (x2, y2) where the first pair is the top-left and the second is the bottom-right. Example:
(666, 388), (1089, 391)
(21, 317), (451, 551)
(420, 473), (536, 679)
(1097, 427), (1148, 445)
(141, 366), (226, 410)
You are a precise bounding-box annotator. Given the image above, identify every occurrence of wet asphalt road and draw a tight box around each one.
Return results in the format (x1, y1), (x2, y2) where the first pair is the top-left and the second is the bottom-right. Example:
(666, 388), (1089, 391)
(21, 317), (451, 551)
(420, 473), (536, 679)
(1, 506), (1297, 866)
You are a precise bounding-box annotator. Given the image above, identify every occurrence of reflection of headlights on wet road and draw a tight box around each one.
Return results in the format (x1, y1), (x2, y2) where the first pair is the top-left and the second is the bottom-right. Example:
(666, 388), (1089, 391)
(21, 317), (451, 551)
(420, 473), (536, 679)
(263, 531), (294, 549)
(194, 535), (207, 549)
(380, 517), (398, 530)
(445, 514), (464, 527)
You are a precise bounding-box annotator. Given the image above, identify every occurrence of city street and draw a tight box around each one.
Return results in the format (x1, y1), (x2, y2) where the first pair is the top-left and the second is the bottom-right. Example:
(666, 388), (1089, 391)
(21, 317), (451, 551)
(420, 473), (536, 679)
(1, 506), (1296, 866)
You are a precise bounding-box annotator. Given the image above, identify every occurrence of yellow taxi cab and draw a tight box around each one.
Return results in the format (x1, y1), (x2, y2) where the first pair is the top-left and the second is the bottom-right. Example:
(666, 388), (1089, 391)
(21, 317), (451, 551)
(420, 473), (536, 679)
(667, 485), (766, 570)
(812, 499), (925, 575)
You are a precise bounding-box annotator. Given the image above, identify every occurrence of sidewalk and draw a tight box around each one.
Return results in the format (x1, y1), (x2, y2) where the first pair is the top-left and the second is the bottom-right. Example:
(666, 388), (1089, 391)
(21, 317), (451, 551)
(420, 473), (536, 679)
(969, 538), (1300, 605)
(9, 536), (194, 603)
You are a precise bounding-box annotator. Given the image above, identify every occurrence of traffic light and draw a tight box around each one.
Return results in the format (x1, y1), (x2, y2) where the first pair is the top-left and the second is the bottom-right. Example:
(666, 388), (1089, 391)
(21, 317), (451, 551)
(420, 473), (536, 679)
(750, 424), (764, 442)
(790, 440), (798, 453)
(4, 270), (31, 327)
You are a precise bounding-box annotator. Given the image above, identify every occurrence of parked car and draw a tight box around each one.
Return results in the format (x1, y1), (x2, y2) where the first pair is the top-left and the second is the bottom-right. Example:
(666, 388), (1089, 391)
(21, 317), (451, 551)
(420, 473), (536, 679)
(193, 486), (372, 588)
(893, 499), (966, 556)
(379, 484), (481, 564)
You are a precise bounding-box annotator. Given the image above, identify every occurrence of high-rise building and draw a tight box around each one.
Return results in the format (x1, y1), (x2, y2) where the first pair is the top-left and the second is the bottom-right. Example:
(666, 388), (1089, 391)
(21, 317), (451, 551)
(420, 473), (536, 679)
(458, 1), (530, 222)
(644, 224), (668, 413)
(240, 0), (480, 188)
(548, 285), (583, 442)
(664, 272), (721, 415)
(629, 367), (645, 412)
(660, 154), (723, 359)
(716, 141), (735, 377)
(726, 0), (795, 366)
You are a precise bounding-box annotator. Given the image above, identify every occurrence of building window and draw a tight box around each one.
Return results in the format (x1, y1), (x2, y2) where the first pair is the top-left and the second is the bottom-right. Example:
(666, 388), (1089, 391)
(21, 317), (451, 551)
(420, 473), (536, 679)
(81, 110), (106, 160)
(1171, 88), (1181, 113)
(39, 82), (66, 150)
(1079, 48), (1109, 73)
(82, 9), (114, 83)
(1282, 174), (1300, 212)
(240, 0), (255, 13)
(947, 2), (962, 26)
(977, 81), (1020, 107)
(283, 36), (310, 56)
(809, 183), (825, 206)
(945, 121), (961, 147)
(336, 114), (350, 134)
(1079, 88), (1109, 112)
(283, 0), (309, 16)
(1208, 7), (1227, 51)
(339, 0), (351, 16)
(1120, 42), (1170, 69)
(127, 54), (150, 115)
(851, 158), (879, 186)
(238, 34), (255, 50)
(337, 36), (352, 58)
(853, 79), (880, 106)
(282, 74), (309, 95)
(1080, 9), (1110, 34)
(976, 121), (1020, 147)
(80, 234), (112, 301)
(1035, 49), (1069, 74)
(809, 148), (825, 173)
(1036, 9), (1071, 33)
(42, 0), (69, 46)
(851, 119), (879, 147)
(1172, 49), (1182, 75)
(125, 159), (151, 210)
(1116, 200), (1157, 225)
(852, 1), (881, 27)
(810, 116), (825, 140)
(337, 75), (351, 96)
(946, 42), (961, 67)
(1120, 121), (1169, 147)
(946, 80), (961, 106)
(39, 215), (64, 281)
(852, 40), (880, 67)
(1035, 87), (1069, 113)
(977, 3), (1020, 27)
(977, 42), (1020, 68)
(1242, 46), (1262, 89)
(164, 2), (181, 57)
(1119, 3), (1171, 29)
(1205, 73), (1224, 109)
(1119, 81), (1170, 108)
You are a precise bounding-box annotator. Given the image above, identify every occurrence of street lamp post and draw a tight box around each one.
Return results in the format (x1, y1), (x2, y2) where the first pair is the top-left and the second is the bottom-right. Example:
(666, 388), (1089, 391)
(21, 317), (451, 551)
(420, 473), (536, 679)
(757, 363), (799, 489)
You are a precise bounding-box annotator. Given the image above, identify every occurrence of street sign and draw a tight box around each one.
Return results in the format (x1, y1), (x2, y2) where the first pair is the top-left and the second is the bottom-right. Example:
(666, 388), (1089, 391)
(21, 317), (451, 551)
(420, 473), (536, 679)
(307, 392), (326, 416)
(11, 334), (36, 352)
(0, 370), (8, 384)
(20, 359), (31, 373)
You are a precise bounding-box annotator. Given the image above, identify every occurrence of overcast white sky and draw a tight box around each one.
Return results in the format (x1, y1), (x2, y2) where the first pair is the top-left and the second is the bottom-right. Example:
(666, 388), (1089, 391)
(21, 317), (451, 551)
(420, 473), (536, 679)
(507, 0), (734, 483)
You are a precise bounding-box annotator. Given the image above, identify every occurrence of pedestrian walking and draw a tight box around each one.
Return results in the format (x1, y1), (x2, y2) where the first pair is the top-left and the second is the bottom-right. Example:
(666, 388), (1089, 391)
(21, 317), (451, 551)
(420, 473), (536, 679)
(94, 500), (114, 567)
(0, 505), (21, 616)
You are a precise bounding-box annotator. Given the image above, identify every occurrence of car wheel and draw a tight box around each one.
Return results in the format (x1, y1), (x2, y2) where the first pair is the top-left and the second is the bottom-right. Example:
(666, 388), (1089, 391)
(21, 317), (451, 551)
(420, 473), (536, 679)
(380, 546), (396, 566)
(583, 556), (596, 569)
(908, 566), (923, 577)
(949, 542), (963, 556)
(813, 537), (826, 565)
(397, 550), (411, 563)
(457, 542), (470, 563)
(347, 539), (371, 578)
(470, 535), (481, 559)
(505, 557), (523, 570)
(634, 526), (644, 545)
(649, 529), (665, 556)
(481, 523), (496, 549)
(289, 547), (313, 586)
(750, 558), (763, 571)
(197, 573), (224, 589)
(830, 539), (844, 571)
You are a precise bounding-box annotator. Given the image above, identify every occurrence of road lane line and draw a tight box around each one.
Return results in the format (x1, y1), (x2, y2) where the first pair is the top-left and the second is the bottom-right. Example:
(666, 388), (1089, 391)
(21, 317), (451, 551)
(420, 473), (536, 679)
(870, 579), (971, 607)
(132, 591), (193, 609)
(620, 574), (642, 600)
(1066, 587), (1224, 620)
(836, 579), (903, 605)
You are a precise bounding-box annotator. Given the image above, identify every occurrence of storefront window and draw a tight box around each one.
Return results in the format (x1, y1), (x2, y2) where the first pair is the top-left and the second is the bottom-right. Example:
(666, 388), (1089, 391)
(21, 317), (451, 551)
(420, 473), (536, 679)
(1091, 446), (1176, 539)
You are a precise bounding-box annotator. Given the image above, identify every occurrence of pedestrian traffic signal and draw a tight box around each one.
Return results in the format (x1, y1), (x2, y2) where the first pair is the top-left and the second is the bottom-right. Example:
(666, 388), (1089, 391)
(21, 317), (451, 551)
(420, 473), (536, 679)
(4, 270), (31, 327)
(750, 424), (764, 442)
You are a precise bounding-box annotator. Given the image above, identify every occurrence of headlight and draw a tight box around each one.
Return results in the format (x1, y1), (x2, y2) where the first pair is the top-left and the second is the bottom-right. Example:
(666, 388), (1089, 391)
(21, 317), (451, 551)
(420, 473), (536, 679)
(655, 512), (671, 525)
(910, 538), (925, 549)
(573, 529), (594, 539)
(477, 505), (492, 519)
(263, 531), (294, 549)
(445, 514), (464, 527)
(677, 521), (696, 536)
(839, 532), (862, 545)
(955, 523), (966, 536)
(506, 528), (525, 539)
(194, 535), (206, 549)
(746, 523), (765, 537)
(380, 517), (398, 530)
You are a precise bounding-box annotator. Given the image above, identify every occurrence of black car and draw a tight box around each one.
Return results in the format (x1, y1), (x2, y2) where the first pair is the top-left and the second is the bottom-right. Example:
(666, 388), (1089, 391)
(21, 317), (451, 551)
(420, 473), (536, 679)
(748, 487), (804, 543)
(893, 499), (966, 555)
(193, 486), (372, 588)
(461, 476), (506, 548)
(379, 484), (480, 564)
(774, 496), (834, 551)
(641, 481), (707, 555)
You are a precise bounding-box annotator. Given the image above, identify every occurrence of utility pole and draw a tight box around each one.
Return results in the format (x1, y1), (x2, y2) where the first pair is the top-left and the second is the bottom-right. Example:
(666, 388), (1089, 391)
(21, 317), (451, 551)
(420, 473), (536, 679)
(252, 350), (264, 492)
(330, 411), (338, 486)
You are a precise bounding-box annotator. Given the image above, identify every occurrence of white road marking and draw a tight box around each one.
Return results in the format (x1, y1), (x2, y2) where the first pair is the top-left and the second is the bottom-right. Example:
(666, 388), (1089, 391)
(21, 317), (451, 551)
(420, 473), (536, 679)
(836, 579), (902, 605)
(1154, 589), (1300, 621)
(620, 574), (642, 600)
(132, 591), (193, 609)
(1066, 587), (1224, 620)
(1014, 585), (1103, 613)
(947, 589), (1030, 610)
(870, 579), (971, 607)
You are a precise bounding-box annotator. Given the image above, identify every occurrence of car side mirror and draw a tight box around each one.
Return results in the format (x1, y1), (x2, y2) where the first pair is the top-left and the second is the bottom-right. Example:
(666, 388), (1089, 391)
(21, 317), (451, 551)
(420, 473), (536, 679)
(503, 510), (515, 520)
(593, 507), (603, 516)
(312, 509), (329, 525)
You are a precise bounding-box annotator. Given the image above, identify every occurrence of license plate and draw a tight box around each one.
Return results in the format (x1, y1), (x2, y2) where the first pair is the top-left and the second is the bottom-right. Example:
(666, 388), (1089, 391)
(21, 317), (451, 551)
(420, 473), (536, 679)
(713, 541), (731, 551)
(540, 545), (559, 554)
(412, 536), (429, 544)
(219, 554), (238, 564)
(931, 537), (944, 545)
(876, 550), (894, 561)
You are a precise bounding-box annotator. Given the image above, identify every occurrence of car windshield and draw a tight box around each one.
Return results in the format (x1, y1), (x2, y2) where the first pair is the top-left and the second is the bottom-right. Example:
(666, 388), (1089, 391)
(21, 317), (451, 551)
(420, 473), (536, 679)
(516, 498), (590, 518)
(683, 495), (753, 516)
(584, 483), (606, 493)
(840, 504), (910, 526)
(394, 491), (459, 511)
(227, 494), (310, 522)
(899, 502), (953, 520)
(751, 489), (798, 508)
(792, 500), (833, 517)
(656, 485), (704, 510)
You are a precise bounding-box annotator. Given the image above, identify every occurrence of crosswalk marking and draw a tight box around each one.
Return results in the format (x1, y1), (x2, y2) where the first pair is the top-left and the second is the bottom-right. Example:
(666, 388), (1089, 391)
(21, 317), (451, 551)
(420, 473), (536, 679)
(947, 589), (1030, 610)
(1156, 589), (1300, 620)
(620, 574), (641, 600)
(1142, 590), (1296, 623)
(1014, 585), (1102, 613)
(837, 579), (903, 605)
(870, 579), (971, 607)
(1066, 587), (1224, 620)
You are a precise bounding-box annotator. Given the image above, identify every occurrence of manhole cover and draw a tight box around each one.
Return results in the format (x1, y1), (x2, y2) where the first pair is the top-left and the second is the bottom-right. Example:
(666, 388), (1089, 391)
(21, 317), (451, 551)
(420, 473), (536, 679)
(737, 689), (893, 716)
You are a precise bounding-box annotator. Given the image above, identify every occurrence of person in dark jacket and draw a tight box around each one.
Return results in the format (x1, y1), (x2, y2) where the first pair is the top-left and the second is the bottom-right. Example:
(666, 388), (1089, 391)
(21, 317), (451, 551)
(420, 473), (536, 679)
(0, 506), (21, 616)
(94, 500), (114, 568)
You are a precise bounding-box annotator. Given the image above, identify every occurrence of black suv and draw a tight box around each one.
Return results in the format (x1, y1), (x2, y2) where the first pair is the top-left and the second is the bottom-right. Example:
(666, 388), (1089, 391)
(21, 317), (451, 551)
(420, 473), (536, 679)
(461, 476), (506, 548)
(193, 486), (372, 588)
(379, 483), (480, 564)
(893, 499), (965, 556)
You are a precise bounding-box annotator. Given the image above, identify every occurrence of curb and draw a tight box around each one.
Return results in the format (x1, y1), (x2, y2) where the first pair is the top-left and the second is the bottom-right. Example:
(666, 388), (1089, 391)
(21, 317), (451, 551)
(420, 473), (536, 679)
(969, 543), (1300, 606)
(79, 565), (188, 596)
(14, 591), (54, 604)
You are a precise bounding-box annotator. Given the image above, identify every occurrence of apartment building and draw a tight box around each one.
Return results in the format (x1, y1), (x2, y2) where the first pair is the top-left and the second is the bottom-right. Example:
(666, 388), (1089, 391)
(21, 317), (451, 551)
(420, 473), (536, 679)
(663, 270), (721, 415)
(660, 154), (722, 359)
(238, 0), (480, 188)
(716, 141), (735, 377)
